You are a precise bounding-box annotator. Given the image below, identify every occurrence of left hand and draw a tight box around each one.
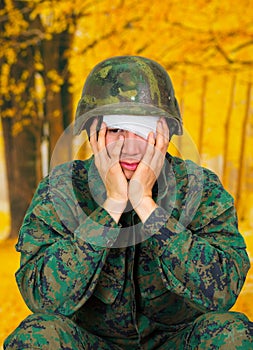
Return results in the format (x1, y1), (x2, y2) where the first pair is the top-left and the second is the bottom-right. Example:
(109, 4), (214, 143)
(128, 118), (170, 222)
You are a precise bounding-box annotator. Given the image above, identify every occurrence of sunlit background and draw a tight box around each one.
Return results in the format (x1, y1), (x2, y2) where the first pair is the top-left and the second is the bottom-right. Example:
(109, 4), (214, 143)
(1, 0), (253, 347)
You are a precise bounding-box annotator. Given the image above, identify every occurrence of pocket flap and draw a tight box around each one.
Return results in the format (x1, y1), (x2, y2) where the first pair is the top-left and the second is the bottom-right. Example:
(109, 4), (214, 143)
(94, 271), (122, 304)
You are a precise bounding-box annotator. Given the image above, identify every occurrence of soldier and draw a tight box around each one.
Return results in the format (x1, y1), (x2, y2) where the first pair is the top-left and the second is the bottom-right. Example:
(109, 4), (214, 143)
(4, 56), (253, 349)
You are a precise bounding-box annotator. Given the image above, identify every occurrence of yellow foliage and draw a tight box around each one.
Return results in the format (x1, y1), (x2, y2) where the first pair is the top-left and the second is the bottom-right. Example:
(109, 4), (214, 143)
(31, 0), (77, 33)
(1, 109), (15, 118)
(34, 73), (46, 100)
(50, 84), (61, 92)
(52, 109), (61, 118)
(47, 69), (64, 87)
(0, 239), (31, 347)
(4, 9), (28, 37)
(22, 100), (36, 117)
(0, 64), (10, 95)
(12, 81), (26, 95)
(12, 119), (31, 137)
(1, 2), (253, 345)
(21, 70), (29, 81)
(46, 69), (64, 92)
(4, 48), (16, 65)
(35, 62), (44, 71)
(0, 212), (10, 241)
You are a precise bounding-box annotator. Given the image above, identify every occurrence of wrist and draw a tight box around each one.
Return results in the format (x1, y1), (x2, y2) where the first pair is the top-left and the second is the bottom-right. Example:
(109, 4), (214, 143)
(103, 198), (127, 223)
(133, 196), (158, 223)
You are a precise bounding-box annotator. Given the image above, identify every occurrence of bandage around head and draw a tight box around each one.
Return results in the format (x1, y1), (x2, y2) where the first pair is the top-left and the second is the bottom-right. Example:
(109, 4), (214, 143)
(103, 115), (159, 139)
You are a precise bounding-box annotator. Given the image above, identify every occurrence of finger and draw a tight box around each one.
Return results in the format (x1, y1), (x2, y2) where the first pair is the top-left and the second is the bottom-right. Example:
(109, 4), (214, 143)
(148, 131), (156, 145)
(97, 122), (107, 151)
(148, 129), (166, 175)
(89, 118), (99, 154)
(150, 148), (166, 175)
(141, 132), (155, 165)
(109, 135), (125, 160)
(155, 118), (170, 153)
(160, 117), (170, 140)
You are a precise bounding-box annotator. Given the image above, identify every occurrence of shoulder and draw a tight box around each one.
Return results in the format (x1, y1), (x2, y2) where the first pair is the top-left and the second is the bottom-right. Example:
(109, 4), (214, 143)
(49, 158), (93, 181)
(30, 158), (93, 205)
(167, 154), (235, 229)
(169, 154), (228, 191)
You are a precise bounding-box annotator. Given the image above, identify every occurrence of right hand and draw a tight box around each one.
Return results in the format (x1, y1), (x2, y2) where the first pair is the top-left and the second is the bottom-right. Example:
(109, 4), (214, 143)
(89, 118), (128, 222)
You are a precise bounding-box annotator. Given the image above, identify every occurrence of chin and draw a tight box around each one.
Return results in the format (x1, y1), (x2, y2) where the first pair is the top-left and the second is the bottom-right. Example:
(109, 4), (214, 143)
(123, 169), (134, 180)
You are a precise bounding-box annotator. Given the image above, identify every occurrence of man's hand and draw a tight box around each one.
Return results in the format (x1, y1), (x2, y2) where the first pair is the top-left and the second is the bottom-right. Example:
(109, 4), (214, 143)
(128, 118), (170, 222)
(89, 118), (128, 223)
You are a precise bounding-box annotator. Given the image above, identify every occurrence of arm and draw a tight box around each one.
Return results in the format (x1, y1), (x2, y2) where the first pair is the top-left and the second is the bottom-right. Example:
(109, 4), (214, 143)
(141, 168), (250, 312)
(15, 162), (120, 316)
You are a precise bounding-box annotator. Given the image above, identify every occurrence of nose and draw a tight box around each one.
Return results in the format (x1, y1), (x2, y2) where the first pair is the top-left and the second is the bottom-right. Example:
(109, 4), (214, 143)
(121, 130), (144, 155)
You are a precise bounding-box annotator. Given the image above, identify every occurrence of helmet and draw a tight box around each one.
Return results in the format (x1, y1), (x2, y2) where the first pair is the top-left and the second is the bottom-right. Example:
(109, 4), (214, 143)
(74, 55), (183, 137)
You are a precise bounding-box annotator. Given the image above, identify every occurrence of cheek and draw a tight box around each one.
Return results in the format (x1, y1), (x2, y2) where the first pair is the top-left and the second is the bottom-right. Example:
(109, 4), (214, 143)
(105, 134), (113, 146)
(105, 134), (117, 149)
(137, 141), (148, 157)
(142, 142), (148, 153)
(105, 134), (122, 157)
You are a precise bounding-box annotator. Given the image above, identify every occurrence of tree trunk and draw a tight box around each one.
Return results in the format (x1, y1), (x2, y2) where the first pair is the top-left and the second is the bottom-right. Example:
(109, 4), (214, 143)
(1, 4), (74, 237)
(2, 115), (42, 238)
(1, 2), (43, 237)
(42, 31), (74, 170)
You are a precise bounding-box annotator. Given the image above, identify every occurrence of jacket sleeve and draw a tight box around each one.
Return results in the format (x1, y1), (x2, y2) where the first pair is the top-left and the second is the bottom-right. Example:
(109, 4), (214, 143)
(15, 167), (120, 317)
(141, 168), (250, 313)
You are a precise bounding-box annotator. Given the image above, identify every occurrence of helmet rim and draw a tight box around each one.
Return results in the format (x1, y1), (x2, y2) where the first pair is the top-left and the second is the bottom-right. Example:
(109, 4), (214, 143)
(74, 101), (183, 136)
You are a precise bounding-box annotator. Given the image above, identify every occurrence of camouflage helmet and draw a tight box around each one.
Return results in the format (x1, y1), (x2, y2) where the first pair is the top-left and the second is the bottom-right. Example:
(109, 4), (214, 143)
(74, 55), (183, 137)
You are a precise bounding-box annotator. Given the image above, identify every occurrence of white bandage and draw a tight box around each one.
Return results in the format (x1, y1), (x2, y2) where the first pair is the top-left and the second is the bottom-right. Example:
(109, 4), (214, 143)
(103, 115), (159, 139)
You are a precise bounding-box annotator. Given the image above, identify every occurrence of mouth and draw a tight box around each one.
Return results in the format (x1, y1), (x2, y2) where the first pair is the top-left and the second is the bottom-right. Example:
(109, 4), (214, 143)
(119, 161), (139, 171)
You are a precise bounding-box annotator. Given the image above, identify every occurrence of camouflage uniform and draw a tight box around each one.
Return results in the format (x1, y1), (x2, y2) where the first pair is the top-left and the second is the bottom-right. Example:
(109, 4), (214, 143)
(4, 154), (253, 349)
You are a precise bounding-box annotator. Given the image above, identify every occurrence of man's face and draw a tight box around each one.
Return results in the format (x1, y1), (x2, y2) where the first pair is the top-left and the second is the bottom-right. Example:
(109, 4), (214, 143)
(105, 128), (148, 180)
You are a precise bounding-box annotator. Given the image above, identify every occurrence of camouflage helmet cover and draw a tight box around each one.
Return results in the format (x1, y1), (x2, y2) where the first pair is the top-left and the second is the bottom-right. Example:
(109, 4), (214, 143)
(74, 55), (183, 136)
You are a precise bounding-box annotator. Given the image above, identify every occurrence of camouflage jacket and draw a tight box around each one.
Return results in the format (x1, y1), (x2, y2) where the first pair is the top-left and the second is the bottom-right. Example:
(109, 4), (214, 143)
(15, 153), (250, 346)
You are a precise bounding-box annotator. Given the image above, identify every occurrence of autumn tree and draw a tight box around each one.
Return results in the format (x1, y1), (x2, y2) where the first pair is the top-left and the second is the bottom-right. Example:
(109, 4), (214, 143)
(1, 0), (76, 237)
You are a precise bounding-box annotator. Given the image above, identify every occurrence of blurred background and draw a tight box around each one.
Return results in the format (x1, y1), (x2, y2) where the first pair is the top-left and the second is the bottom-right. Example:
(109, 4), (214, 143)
(0, 0), (253, 346)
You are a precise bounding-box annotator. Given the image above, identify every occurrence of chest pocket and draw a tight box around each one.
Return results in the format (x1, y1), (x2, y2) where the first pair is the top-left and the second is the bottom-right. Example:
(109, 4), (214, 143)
(137, 271), (169, 300)
(93, 270), (122, 304)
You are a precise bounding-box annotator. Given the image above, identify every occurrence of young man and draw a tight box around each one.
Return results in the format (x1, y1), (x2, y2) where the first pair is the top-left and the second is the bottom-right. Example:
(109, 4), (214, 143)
(4, 56), (253, 349)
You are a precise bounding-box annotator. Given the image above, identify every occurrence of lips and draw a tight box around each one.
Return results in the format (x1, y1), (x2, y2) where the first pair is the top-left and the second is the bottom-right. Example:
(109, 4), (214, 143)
(120, 161), (139, 171)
